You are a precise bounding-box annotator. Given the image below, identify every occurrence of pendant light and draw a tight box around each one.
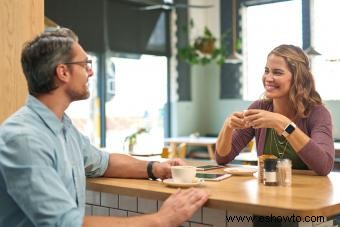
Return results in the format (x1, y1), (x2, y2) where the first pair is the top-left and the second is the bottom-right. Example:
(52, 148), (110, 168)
(225, 0), (242, 64)
(304, 0), (321, 56)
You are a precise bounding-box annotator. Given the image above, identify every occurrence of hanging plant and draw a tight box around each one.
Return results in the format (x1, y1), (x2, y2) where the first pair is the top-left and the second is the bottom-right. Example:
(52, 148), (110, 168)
(179, 20), (229, 65)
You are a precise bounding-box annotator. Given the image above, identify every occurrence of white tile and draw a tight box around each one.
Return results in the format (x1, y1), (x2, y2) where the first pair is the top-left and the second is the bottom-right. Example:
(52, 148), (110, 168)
(202, 207), (226, 227)
(92, 206), (110, 216)
(85, 205), (92, 216)
(189, 208), (202, 223)
(119, 195), (137, 212)
(128, 211), (141, 217)
(138, 198), (158, 214)
(314, 219), (335, 227)
(110, 208), (127, 217)
(297, 222), (315, 227)
(158, 199), (200, 226)
(190, 223), (212, 227)
(85, 190), (100, 205)
(101, 192), (118, 208)
(313, 221), (325, 226)
(178, 222), (190, 227)
(226, 211), (252, 227)
(157, 200), (164, 210)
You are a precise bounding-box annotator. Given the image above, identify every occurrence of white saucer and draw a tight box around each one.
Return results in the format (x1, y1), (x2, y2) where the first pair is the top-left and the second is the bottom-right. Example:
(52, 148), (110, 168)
(163, 178), (204, 188)
(224, 167), (257, 176)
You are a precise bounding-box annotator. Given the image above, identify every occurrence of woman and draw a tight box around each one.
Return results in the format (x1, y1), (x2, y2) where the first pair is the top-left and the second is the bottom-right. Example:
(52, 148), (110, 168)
(216, 44), (334, 175)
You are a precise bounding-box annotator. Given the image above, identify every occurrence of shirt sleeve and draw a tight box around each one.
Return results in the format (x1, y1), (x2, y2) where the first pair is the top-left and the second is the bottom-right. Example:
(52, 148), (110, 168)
(297, 105), (335, 175)
(0, 135), (84, 227)
(77, 132), (109, 177)
(215, 101), (259, 165)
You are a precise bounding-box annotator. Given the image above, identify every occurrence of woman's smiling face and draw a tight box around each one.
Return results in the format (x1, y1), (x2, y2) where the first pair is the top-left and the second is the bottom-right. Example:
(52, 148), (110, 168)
(263, 54), (292, 100)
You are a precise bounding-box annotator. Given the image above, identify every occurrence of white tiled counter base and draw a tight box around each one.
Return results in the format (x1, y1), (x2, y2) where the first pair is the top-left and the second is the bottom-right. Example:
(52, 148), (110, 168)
(85, 190), (252, 227)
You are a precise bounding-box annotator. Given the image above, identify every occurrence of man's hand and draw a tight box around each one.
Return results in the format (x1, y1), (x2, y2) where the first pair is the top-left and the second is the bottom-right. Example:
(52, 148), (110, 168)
(158, 188), (209, 227)
(153, 159), (186, 180)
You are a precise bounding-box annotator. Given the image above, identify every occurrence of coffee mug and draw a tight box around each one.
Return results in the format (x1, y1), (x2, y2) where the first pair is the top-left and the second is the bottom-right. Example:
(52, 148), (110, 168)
(171, 166), (196, 183)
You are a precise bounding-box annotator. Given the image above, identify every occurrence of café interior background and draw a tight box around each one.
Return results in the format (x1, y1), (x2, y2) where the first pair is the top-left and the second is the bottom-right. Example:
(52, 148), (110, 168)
(2, 0), (340, 153)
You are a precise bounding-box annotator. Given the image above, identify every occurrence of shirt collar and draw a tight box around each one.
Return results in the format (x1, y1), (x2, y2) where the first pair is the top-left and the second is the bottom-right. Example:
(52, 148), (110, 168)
(26, 95), (72, 135)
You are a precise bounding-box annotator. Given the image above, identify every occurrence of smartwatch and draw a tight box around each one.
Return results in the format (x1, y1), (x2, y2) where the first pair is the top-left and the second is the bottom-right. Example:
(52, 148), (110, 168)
(281, 122), (296, 138)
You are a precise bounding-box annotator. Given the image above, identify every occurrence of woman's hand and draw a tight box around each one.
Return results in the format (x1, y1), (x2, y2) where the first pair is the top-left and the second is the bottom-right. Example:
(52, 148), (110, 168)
(243, 109), (290, 133)
(226, 111), (247, 130)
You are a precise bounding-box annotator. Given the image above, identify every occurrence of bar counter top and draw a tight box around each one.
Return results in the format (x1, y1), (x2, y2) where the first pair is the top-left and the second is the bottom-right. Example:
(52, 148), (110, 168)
(86, 164), (340, 218)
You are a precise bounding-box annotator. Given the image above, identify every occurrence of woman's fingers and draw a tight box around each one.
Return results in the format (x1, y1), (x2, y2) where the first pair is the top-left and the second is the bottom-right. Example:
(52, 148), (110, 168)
(243, 109), (263, 128)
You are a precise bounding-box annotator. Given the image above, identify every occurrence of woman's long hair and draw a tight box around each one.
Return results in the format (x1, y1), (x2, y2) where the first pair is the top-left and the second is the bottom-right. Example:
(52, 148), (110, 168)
(265, 44), (322, 118)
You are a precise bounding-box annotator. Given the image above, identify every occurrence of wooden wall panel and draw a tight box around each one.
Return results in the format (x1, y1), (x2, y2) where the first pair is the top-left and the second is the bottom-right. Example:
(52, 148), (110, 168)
(0, 0), (44, 123)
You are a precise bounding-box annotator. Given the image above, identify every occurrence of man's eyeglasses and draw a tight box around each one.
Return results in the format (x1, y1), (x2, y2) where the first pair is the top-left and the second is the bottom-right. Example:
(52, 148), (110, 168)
(63, 60), (92, 71)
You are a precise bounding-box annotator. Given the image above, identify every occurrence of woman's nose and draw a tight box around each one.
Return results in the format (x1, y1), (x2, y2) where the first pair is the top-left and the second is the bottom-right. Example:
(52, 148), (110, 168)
(265, 73), (274, 81)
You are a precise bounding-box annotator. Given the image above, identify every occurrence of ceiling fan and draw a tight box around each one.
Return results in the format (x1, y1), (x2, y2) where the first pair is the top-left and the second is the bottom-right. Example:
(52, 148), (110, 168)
(127, 0), (213, 11)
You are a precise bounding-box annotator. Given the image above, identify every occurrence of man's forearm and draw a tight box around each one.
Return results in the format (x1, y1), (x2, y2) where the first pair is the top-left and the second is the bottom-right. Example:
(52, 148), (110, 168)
(103, 154), (148, 178)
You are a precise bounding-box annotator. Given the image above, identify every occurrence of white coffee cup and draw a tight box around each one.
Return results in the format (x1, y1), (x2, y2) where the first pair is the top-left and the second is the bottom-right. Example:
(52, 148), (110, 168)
(171, 166), (196, 183)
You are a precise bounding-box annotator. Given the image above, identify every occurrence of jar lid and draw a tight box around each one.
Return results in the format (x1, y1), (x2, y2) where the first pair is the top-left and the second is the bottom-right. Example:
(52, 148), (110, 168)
(258, 154), (277, 161)
(277, 158), (292, 166)
(264, 158), (277, 171)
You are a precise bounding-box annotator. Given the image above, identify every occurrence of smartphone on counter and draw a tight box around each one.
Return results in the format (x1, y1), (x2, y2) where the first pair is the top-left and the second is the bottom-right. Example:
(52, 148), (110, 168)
(196, 173), (231, 181)
(196, 165), (224, 171)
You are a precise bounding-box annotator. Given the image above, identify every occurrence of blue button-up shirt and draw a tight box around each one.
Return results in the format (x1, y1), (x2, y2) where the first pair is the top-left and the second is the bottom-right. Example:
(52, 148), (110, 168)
(0, 95), (109, 227)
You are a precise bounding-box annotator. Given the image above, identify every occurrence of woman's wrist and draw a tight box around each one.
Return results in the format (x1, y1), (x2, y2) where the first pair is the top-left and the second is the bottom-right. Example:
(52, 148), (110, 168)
(225, 117), (233, 130)
(274, 116), (291, 134)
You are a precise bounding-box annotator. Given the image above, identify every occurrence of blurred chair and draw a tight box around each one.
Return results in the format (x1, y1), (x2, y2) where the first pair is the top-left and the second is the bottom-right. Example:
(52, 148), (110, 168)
(169, 142), (187, 159)
(187, 133), (217, 160)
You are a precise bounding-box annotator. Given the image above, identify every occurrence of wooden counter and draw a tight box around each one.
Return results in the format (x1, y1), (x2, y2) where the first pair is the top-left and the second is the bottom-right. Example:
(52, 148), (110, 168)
(87, 167), (340, 218)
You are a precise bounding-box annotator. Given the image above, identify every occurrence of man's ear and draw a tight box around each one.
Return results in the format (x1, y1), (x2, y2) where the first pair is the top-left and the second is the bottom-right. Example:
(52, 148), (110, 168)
(55, 64), (70, 82)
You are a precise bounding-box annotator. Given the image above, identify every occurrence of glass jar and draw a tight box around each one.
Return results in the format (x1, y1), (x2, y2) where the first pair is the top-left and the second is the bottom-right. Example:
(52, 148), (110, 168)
(258, 154), (277, 183)
(264, 158), (278, 186)
(277, 159), (292, 186)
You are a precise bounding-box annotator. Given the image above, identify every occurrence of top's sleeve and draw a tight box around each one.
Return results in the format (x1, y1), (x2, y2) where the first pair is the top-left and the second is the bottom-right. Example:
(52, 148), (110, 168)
(297, 105), (335, 175)
(215, 127), (255, 165)
(215, 101), (258, 165)
(0, 135), (84, 227)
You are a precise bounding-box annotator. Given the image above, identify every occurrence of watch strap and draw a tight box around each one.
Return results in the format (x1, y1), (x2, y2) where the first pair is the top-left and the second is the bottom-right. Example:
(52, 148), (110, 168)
(147, 161), (158, 180)
(281, 122), (296, 137)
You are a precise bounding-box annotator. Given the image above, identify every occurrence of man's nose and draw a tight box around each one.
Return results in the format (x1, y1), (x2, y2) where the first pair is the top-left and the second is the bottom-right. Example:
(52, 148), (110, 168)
(87, 68), (94, 77)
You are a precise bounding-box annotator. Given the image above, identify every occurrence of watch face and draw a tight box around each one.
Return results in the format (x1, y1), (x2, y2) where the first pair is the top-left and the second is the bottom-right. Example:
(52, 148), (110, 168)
(285, 124), (295, 134)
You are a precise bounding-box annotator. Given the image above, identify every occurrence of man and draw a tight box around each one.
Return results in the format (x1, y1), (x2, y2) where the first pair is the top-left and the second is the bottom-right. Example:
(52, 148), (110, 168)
(0, 28), (209, 227)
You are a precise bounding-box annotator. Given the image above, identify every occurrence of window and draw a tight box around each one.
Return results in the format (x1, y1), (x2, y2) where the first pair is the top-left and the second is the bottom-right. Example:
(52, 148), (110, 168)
(312, 0), (340, 100)
(105, 55), (168, 153)
(242, 0), (302, 100)
(66, 54), (168, 154)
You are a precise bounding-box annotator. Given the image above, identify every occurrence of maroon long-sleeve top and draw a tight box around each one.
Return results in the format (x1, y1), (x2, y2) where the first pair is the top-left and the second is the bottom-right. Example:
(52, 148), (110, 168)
(215, 100), (335, 175)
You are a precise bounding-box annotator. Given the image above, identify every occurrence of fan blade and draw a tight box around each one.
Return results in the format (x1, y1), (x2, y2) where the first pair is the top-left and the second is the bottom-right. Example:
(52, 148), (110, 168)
(138, 2), (213, 11)
(127, 0), (161, 4)
(139, 4), (171, 10)
(173, 4), (213, 9)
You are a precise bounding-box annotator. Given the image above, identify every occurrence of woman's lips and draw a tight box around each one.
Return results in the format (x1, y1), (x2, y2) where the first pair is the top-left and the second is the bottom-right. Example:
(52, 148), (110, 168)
(265, 84), (278, 92)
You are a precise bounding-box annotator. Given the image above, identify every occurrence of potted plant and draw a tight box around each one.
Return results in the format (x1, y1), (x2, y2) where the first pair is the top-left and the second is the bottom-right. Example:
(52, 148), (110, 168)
(124, 128), (147, 153)
(179, 20), (228, 65)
